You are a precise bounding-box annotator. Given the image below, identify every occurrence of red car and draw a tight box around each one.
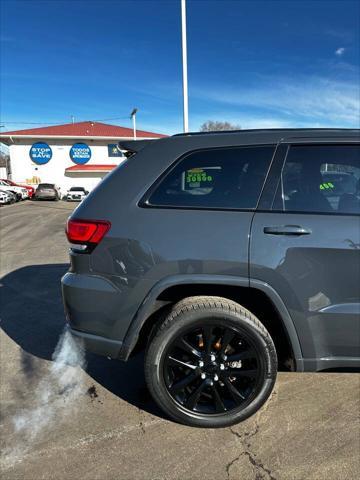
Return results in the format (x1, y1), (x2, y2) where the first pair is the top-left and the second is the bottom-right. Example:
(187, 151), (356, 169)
(1, 179), (35, 198)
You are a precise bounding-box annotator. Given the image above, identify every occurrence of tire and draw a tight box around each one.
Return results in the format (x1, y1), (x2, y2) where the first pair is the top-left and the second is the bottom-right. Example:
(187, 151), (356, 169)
(145, 296), (277, 428)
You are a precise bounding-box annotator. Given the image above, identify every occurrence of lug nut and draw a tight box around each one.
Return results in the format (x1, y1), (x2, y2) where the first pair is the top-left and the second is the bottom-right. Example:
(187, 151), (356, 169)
(201, 373), (206, 379)
(220, 364), (225, 371)
(214, 374), (219, 381)
(199, 361), (204, 368)
(222, 355), (227, 361)
(210, 381), (214, 386)
(210, 354), (216, 362)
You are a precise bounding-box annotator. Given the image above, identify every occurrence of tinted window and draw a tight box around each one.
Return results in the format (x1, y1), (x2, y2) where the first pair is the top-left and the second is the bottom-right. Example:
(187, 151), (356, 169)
(273, 145), (360, 214)
(70, 187), (85, 192)
(38, 183), (54, 188)
(148, 146), (275, 209)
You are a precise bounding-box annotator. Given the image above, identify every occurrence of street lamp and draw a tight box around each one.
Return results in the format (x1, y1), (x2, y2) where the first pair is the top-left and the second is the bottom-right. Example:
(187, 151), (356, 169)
(181, 0), (189, 133)
(130, 108), (138, 140)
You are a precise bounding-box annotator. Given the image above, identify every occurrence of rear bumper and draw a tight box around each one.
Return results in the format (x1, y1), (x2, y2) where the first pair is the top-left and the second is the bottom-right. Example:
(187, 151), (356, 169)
(35, 193), (57, 199)
(68, 326), (123, 358)
(61, 271), (129, 359)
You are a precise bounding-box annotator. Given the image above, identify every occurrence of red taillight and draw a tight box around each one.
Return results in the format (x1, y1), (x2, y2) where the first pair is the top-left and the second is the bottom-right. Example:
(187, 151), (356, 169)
(66, 219), (111, 245)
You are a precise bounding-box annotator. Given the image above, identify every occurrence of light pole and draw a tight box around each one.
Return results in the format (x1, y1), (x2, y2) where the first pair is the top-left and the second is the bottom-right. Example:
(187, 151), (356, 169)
(181, 0), (189, 133)
(130, 108), (138, 140)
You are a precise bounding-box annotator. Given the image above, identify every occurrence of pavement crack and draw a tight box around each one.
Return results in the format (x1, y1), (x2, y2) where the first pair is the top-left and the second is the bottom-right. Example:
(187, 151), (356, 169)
(137, 408), (146, 434)
(225, 453), (242, 480)
(229, 427), (242, 439)
(226, 391), (278, 480)
(242, 450), (277, 480)
(241, 419), (277, 480)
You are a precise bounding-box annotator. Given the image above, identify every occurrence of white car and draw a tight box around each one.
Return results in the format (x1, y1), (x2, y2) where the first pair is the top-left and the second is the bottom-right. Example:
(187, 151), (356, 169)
(66, 186), (88, 202)
(0, 180), (29, 199)
(0, 189), (16, 204)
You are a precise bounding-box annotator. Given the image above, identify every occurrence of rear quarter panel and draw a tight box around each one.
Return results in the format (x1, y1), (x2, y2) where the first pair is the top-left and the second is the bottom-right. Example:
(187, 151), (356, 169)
(72, 134), (271, 340)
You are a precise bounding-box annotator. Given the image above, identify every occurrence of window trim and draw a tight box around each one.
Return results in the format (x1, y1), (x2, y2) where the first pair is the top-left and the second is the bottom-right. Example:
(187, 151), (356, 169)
(139, 144), (277, 212)
(270, 142), (360, 217)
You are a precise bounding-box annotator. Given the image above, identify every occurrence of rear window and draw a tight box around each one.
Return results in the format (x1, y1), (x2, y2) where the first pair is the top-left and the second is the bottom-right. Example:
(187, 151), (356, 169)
(38, 183), (54, 188)
(146, 146), (275, 209)
(70, 187), (85, 192)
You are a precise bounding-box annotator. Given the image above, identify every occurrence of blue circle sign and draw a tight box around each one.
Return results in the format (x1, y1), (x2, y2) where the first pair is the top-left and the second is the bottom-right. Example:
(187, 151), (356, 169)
(70, 143), (91, 164)
(29, 142), (52, 164)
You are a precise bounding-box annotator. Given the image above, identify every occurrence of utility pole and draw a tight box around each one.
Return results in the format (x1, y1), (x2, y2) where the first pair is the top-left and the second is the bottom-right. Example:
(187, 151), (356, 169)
(181, 0), (189, 133)
(130, 108), (138, 140)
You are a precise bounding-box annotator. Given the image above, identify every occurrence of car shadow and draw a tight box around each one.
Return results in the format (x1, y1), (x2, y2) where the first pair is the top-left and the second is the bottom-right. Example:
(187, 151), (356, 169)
(0, 263), (162, 417)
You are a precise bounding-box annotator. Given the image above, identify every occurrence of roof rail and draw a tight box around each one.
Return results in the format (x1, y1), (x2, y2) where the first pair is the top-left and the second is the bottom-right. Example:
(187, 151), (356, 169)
(173, 128), (357, 137)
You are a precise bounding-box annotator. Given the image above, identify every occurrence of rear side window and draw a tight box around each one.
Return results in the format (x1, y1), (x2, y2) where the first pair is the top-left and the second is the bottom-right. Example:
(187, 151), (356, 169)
(147, 146), (275, 209)
(273, 144), (360, 215)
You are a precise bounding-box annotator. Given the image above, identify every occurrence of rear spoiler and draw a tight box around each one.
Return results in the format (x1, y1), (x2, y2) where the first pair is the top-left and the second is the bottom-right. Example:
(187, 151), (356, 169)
(119, 140), (157, 158)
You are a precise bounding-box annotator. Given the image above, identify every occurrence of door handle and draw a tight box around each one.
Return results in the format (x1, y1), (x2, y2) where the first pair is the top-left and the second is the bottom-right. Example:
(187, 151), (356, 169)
(263, 225), (312, 236)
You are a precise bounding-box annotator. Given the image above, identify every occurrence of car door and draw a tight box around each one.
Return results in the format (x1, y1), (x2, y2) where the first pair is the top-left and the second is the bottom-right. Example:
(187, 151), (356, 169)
(250, 140), (360, 371)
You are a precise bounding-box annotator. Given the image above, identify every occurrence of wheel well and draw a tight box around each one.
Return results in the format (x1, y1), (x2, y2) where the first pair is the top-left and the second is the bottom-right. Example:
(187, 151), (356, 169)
(133, 284), (296, 371)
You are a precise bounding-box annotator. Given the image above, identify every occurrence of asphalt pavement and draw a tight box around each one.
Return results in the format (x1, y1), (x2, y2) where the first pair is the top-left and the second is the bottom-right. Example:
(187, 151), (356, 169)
(1, 200), (359, 480)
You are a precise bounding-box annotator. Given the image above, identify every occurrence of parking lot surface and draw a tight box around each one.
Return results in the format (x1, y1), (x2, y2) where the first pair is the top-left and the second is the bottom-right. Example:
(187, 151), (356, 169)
(1, 201), (359, 480)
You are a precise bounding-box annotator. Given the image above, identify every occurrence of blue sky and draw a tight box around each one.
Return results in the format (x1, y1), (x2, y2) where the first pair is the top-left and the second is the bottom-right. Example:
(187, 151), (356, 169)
(1, 0), (359, 135)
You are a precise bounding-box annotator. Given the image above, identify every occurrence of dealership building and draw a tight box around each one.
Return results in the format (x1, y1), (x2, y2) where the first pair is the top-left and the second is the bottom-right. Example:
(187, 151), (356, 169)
(0, 121), (165, 193)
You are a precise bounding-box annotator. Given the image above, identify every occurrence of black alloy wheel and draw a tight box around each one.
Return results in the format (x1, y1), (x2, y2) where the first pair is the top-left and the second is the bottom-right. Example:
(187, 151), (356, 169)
(145, 296), (277, 428)
(163, 323), (262, 415)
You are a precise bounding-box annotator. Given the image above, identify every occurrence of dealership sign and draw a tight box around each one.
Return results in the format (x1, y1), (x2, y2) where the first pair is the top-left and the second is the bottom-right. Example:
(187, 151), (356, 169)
(29, 142), (52, 164)
(70, 143), (91, 164)
(108, 144), (124, 157)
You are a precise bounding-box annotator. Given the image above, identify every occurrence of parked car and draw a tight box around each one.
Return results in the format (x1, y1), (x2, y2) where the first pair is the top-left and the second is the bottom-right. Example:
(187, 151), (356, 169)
(0, 189), (16, 205)
(0, 180), (28, 200)
(0, 188), (20, 203)
(62, 129), (360, 428)
(66, 186), (88, 202)
(34, 183), (60, 201)
(0, 178), (35, 198)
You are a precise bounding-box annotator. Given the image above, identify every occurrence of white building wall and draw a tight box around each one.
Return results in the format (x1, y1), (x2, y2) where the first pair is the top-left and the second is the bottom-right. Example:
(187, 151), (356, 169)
(9, 139), (126, 195)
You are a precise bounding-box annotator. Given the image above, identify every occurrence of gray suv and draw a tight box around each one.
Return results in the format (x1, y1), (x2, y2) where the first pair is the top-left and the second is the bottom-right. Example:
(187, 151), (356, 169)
(62, 129), (360, 427)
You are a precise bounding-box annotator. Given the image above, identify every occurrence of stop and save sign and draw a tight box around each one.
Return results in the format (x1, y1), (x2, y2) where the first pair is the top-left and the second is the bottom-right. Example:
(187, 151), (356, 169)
(29, 142), (53, 164)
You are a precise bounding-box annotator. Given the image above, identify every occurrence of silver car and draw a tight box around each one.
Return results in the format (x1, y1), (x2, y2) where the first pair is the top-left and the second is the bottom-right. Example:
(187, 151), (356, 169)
(34, 183), (60, 201)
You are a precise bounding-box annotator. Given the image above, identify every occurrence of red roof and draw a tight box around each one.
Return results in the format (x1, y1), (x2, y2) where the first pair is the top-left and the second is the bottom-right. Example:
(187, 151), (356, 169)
(0, 121), (166, 139)
(65, 164), (117, 172)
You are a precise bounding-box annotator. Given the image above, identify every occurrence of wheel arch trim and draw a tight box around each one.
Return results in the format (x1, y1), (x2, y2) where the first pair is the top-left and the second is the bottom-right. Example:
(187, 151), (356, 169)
(120, 274), (304, 371)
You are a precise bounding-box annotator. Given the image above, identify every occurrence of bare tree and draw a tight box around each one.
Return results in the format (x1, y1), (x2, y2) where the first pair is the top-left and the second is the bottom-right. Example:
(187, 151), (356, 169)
(200, 120), (241, 132)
